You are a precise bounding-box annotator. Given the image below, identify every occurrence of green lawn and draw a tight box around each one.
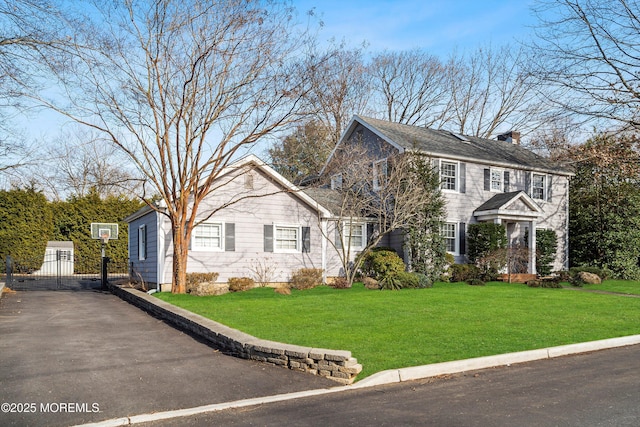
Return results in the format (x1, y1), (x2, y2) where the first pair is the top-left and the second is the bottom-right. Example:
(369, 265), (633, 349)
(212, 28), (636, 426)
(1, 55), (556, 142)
(156, 281), (640, 379)
(579, 280), (640, 295)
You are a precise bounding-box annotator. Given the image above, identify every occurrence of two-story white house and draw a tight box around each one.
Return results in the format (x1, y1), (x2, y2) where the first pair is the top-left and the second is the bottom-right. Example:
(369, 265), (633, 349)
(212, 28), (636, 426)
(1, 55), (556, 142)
(330, 115), (573, 273)
(125, 115), (572, 290)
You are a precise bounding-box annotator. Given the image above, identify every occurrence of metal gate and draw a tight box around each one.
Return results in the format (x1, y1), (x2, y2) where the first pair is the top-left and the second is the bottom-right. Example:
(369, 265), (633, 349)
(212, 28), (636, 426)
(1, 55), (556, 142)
(2, 252), (129, 291)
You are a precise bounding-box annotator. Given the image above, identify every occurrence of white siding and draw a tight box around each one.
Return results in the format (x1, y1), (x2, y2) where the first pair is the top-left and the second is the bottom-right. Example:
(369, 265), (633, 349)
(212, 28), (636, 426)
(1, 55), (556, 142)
(129, 212), (159, 286)
(174, 167), (330, 283)
(442, 162), (570, 270)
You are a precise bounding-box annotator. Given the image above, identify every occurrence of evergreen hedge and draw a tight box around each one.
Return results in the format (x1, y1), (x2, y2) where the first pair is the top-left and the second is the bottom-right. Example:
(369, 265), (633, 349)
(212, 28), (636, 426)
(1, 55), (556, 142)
(0, 189), (54, 272)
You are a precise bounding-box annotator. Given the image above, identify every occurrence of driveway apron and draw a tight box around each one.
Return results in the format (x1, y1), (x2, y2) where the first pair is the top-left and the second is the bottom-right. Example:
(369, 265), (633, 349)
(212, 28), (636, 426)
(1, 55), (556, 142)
(0, 290), (336, 427)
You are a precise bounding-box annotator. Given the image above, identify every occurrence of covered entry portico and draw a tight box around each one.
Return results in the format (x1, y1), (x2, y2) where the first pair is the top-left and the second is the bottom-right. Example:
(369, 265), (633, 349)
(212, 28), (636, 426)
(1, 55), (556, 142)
(473, 191), (543, 274)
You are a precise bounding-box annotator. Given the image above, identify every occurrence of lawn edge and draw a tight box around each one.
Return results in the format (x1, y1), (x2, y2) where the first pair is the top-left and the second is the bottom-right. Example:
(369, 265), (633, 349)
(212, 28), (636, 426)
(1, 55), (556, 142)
(353, 334), (640, 388)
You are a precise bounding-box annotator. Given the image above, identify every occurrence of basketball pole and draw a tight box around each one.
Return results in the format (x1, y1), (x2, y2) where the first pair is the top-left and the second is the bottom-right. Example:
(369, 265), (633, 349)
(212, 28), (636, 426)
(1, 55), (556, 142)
(100, 237), (109, 290)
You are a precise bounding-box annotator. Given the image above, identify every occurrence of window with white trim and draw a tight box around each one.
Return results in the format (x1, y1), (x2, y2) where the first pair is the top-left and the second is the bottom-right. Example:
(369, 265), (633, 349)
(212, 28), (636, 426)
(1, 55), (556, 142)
(373, 158), (388, 190)
(490, 168), (503, 192)
(441, 161), (457, 191)
(192, 223), (223, 250)
(440, 223), (457, 254)
(275, 225), (299, 252)
(343, 223), (365, 249)
(138, 225), (147, 260)
(532, 173), (546, 200)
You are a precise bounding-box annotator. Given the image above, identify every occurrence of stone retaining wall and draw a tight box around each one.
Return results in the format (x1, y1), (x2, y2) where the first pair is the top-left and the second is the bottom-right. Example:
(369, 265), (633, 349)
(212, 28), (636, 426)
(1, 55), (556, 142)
(108, 284), (362, 384)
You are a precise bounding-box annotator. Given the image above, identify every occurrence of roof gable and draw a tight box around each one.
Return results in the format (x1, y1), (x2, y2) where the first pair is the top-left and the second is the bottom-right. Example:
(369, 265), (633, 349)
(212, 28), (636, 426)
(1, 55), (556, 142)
(125, 154), (333, 223)
(333, 116), (573, 176)
(474, 191), (543, 221)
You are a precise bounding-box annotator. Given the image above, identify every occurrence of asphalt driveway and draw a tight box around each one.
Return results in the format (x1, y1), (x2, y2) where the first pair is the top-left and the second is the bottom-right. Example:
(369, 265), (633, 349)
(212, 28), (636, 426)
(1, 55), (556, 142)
(0, 289), (336, 427)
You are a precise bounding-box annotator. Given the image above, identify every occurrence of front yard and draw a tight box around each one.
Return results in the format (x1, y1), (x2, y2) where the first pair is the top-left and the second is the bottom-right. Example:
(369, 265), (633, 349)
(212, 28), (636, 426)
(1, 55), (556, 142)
(155, 281), (640, 379)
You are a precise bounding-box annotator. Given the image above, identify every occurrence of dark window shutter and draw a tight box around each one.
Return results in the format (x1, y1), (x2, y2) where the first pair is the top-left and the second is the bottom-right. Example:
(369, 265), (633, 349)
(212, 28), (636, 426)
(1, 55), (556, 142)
(225, 223), (235, 252)
(302, 226), (311, 253)
(459, 222), (466, 255)
(547, 175), (553, 202)
(459, 163), (466, 193)
(484, 169), (490, 191)
(525, 172), (531, 196)
(504, 171), (510, 192)
(264, 225), (273, 252)
(367, 223), (375, 244)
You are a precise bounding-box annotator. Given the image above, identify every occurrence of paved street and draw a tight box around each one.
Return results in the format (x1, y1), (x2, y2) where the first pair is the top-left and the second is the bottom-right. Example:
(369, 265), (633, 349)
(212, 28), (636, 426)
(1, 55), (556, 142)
(0, 289), (336, 427)
(2, 288), (639, 427)
(140, 344), (640, 426)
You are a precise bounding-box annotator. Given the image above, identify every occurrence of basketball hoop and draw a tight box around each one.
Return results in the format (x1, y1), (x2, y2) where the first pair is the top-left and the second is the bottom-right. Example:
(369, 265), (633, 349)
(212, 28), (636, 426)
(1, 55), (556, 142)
(100, 230), (111, 245)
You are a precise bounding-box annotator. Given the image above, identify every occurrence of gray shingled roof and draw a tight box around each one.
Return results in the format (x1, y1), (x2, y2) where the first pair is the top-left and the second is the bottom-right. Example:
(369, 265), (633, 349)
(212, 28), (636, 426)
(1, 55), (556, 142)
(357, 116), (573, 175)
(302, 187), (344, 216)
(474, 191), (525, 212)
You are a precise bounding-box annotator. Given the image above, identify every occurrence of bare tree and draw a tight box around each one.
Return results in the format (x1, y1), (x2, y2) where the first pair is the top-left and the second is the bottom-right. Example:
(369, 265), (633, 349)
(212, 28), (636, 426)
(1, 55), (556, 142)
(368, 49), (450, 127)
(0, 0), (71, 177)
(30, 0), (322, 293)
(306, 46), (371, 144)
(317, 145), (442, 286)
(25, 126), (142, 200)
(445, 44), (543, 139)
(530, 0), (640, 129)
(525, 116), (582, 160)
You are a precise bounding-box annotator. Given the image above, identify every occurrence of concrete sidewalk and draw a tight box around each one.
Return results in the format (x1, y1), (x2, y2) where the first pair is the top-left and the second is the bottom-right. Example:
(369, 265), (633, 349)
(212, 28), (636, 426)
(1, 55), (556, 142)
(0, 289), (337, 427)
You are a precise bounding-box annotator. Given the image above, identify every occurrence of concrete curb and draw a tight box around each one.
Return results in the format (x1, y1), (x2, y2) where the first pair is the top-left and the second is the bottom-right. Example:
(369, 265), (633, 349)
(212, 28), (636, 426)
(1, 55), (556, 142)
(352, 334), (640, 388)
(74, 335), (640, 426)
(74, 387), (352, 427)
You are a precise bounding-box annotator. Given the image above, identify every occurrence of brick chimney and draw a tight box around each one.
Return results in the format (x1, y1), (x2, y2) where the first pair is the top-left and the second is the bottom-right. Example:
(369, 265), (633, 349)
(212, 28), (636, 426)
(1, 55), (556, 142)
(497, 131), (520, 145)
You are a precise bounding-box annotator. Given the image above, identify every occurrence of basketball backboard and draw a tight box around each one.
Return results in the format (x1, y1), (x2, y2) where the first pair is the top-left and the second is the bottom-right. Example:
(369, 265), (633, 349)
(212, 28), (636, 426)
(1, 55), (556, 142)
(91, 223), (119, 241)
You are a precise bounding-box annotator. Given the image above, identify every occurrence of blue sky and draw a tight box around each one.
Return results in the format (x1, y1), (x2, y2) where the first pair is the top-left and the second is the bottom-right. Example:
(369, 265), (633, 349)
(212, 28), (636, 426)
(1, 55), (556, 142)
(18, 1), (540, 146)
(295, 0), (537, 56)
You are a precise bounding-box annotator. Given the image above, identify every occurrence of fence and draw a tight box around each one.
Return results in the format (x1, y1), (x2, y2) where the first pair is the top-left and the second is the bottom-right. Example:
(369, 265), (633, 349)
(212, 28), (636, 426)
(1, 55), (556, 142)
(1, 251), (129, 291)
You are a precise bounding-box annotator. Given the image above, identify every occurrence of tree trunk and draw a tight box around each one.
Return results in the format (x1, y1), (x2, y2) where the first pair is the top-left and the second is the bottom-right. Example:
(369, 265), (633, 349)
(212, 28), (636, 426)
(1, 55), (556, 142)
(171, 226), (189, 294)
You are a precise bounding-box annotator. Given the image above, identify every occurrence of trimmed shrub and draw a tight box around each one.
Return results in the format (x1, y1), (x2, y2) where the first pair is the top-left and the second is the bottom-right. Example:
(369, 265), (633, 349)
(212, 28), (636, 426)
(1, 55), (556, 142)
(467, 223), (507, 264)
(413, 272), (433, 288)
(467, 278), (485, 286)
(329, 276), (350, 289)
(0, 189), (53, 272)
(289, 268), (323, 290)
(396, 271), (419, 288)
(449, 264), (481, 283)
(535, 229), (558, 276)
(228, 277), (254, 292)
(186, 272), (219, 294)
(361, 249), (405, 280)
(527, 277), (563, 288)
(445, 252), (455, 267)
